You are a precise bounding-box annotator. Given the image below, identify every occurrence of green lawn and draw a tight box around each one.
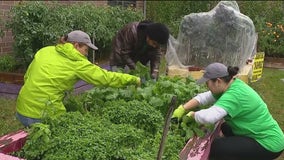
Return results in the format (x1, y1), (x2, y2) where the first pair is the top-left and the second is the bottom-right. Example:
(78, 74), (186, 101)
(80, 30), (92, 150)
(0, 67), (283, 159)
(249, 68), (284, 160)
(0, 98), (23, 136)
(249, 68), (284, 128)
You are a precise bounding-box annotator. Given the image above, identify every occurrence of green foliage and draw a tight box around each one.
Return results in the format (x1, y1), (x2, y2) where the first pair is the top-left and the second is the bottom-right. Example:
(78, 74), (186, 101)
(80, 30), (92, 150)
(84, 75), (206, 116)
(146, 1), (218, 37)
(4, 68), (284, 160)
(102, 100), (163, 135)
(254, 17), (284, 57)
(249, 68), (284, 125)
(6, 1), (143, 68)
(15, 112), (150, 160)
(0, 98), (23, 136)
(129, 62), (152, 81)
(15, 73), (207, 159)
(0, 54), (17, 72)
(238, 1), (284, 25)
(238, 1), (284, 57)
(63, 93), (88, 114)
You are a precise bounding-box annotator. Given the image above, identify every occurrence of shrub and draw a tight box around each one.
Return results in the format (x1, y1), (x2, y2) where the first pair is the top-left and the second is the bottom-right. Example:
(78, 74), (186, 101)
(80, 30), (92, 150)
(146, 1), (219, 38)
(6, 1), (143, 69)
(0, 54), (17, 72)
(255, 17), (284, 57)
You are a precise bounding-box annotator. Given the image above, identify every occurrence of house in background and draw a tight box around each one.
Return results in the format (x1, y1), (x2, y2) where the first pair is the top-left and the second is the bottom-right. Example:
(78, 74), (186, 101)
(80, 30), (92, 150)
(0, 0), (146, 55)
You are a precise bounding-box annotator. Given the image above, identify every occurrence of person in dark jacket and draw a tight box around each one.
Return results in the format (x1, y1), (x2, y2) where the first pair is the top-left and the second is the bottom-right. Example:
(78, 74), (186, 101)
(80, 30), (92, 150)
(109, 20), (170, 80)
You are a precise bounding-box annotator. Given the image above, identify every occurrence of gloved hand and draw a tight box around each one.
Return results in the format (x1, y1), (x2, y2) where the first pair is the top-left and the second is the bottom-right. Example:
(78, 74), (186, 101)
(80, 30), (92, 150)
(136, 77), (141, 87)
(182, 111), (195, 125)
(151, 70), (159, 81)
(171, 105), (186, 120)
(186, 111), (195, 120)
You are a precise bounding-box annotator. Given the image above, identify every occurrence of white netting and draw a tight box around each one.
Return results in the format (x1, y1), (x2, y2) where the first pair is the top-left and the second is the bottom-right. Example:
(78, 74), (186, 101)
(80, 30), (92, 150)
(166, 1), (257, 69)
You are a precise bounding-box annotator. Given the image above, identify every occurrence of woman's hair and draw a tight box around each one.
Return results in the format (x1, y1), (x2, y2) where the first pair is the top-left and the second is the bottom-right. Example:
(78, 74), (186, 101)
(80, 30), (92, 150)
(222, 66), (239, 83)
(57, 34), (85, 47)
(146, 23), (169, 45)
(58, 35), (68, 44)
(211, 66), (239, 83)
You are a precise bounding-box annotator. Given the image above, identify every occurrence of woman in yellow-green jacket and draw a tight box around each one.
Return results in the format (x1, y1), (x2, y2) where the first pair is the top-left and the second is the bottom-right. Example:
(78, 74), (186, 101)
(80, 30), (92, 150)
(16, 30), (140, 127)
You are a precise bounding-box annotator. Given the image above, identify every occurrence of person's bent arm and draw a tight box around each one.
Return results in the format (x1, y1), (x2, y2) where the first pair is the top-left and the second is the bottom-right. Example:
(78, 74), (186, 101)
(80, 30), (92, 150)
(183, 91), (216, 110)
(194, 106), (227, 124)
(149, 50), (162, 79)
(172, 91), (216, 120)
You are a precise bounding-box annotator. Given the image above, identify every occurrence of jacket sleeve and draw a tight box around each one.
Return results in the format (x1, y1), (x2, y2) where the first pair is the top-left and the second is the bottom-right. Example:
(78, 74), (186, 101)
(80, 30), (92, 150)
(75, 60), (139, 88)
(121, 53), (136, 69)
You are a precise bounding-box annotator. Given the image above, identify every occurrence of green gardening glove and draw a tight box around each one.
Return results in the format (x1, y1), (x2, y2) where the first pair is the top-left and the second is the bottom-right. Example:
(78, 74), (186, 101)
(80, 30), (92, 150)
(171, 105), (186, 120)
(185, 111), (195, 122)
(186, 111), (194, 118)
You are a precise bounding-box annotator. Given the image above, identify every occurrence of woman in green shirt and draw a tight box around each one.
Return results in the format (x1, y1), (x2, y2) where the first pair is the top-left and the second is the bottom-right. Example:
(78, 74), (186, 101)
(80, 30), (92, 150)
(172, 62), (284, 160)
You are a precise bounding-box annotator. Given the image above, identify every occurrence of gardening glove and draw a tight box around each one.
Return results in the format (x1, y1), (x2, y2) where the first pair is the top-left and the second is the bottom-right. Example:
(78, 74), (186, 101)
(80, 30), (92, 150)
(136, 77), (141, 87)
(151, 70), (159, 81)
(181, 111), (195, 128)
(171, 105), (186, 121)
(186, 111), (195, 121)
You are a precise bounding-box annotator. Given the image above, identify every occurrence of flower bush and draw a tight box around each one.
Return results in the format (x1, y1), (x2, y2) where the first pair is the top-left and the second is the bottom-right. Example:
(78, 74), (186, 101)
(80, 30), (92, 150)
(257, 20), (284, 57)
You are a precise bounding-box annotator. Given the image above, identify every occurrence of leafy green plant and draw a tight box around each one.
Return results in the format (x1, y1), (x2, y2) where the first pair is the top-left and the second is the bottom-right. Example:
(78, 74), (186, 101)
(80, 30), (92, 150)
(146, 1), (219, 38)
(0, 54), (17, 72)
(102, 99), (163, 135)
(14, 67), (208, 159)
(255, 17), (284, 57)
(5, 68), (284, 160)
(15, 112), (162, 160)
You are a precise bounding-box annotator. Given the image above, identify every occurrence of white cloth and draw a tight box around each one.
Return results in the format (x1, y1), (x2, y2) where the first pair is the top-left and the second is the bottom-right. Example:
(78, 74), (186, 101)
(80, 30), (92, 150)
(192, 91), (227, 124)
(195, 106), (227, 124)
(193, 91), (216, 105)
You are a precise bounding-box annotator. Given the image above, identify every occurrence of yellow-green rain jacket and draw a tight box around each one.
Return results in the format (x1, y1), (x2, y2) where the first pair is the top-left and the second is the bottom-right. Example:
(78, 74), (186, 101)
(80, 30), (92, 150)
(16, 43), (139, 119)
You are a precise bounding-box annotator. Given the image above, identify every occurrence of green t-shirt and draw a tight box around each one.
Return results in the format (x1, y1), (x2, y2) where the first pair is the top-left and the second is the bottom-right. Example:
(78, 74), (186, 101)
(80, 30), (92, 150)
(215, 78), (284, 152)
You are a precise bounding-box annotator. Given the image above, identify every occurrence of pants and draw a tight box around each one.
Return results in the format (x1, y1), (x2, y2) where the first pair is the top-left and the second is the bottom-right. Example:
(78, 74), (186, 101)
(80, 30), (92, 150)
(16, 112), (41, 127)
(209, 123), (283, 160)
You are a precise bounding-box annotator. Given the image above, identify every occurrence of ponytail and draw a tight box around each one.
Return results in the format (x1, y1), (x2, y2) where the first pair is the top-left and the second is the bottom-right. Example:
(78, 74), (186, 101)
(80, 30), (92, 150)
(219, 66), (239, 83)
(58, 34), (68, 44)
(227, 66), (239, 77)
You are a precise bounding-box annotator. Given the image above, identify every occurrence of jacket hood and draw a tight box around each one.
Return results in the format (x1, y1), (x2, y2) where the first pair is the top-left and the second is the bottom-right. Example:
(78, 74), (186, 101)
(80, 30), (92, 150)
(55, 43), (87, 61)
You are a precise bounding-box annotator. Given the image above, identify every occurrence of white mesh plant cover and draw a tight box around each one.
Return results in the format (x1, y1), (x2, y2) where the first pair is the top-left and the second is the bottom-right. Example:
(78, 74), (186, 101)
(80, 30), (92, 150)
(166, 1), (257, 69)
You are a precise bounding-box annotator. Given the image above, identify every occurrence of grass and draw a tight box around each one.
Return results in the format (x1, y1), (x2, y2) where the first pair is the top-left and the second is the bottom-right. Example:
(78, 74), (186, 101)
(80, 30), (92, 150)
(250, 68), (284, 127)
(0, 67), (283, 159)
(249, 68), (284, 160)
(0, 98), (23, 136)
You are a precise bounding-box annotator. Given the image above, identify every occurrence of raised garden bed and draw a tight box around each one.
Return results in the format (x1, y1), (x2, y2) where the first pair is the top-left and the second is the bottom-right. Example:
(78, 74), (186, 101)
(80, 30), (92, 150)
(0, 72), (24, 85)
